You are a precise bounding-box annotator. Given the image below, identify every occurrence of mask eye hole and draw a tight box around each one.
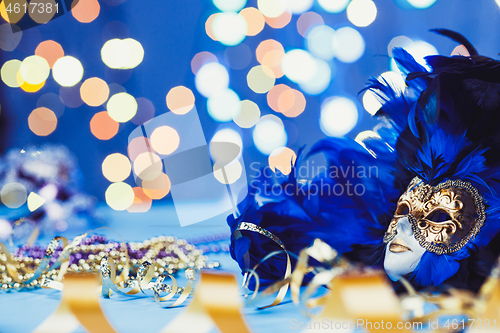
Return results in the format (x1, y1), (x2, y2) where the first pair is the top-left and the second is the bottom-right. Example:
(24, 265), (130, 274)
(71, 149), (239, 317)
(427, 209), (451, 223)
(396, 203), (410, 215)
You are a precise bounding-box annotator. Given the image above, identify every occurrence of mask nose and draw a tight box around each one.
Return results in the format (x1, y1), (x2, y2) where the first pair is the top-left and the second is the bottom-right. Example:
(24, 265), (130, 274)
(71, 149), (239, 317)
(396, 216), (413, 237)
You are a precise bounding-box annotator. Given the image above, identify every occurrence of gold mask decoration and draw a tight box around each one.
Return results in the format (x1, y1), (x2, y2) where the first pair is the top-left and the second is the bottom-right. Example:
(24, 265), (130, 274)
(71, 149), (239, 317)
(384, 177), (486, 255)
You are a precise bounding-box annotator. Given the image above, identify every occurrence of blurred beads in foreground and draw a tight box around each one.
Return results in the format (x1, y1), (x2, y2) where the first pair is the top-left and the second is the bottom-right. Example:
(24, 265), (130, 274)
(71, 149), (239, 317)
(166, 86), (195, 115)
(233, 100), (260, 128)
(1, 182), (27, 209)
(72, 0), (100, 23)
(52, 56), (84, 87)
(269, 147), (296, 175)
(105, 182), (134, 211)
(346, 0), (377, 27)
(195, 62), (229, 98)
(253, 115), (288, 155)
(28, 107), (57, 136)
(90, 111), (119, 140)
(35, 40), (64, 68)
(101, 38), (144, 69)
(80, 77), (110, 106)
(320, 97), (358, 137)
(102, 153), (131, 182)
(239, 7), (265, 36)
(107, 92), (137, 122)
(127, 187), (152, 213)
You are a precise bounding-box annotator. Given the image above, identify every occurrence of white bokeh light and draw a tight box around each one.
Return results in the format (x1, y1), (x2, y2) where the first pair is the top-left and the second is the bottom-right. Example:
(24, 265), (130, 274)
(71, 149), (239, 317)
(258, 0), (287, 18)
(299, 58), (332, 95)
(332, 27), (365, 63)
(207, 88), (240, 122)
(195, 62), (229, 98)
(407, 0), (437, 9)
(320, 97), (359, 137)
(404, 40), (438, 71)
(253, 115), (288, 155)
(306, 25), (336, 60)
(282, 49), (316, 84)
(213, 12), (247, 46)
(52, 56), (84, 87)
(346, 0), (377, 27)
(286, 0), (313, 14)
(213, 0), (247, 12)
(318, 0), (350, 13)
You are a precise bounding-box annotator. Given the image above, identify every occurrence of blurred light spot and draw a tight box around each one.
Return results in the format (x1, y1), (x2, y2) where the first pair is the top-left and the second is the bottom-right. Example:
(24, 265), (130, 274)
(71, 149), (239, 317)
(27, 192), (45, 212)
(59, 83), (84, 108)
(267, 84), (291, 112)
(213, 0), (246, 12)
(211, 127), (243, 150)
(264, 9), (291, 29)
(28, 107), (57, 136)
(35, 40), (64, 69)
(346, 0), (377, 27)
(268, 147), (296, 175)
(131, 97), (155, 125)
(20, 80), (45, 93)
(320, 96), (358, 137)
(451, 45), (470, 56)
(355, 130), (380, 145)
(233, 100), (260, 128)
(150, 126), (180, 155)
(20, 55), (50, 85)
(0, 23), (22, 51)
(296, 11), (324, 37)
(142, 173), (171, 199)
(0, 0), (26, 24)
(299, 58), (332, 95)
(258, 0), (287, 18)
(247, 65), (275, 94)
(318, 0), (350, 13)
(213, 12), (247, 46)
(239, 7), (265, 36)
(287, 0), (313, 13)
(224, 43), (252, 70)
(207, 88), (240, 122)
(256, 39), (285, 78)
(213, 160), (242, 184)
(191, 51), (218, 75)
(497, 0), (500, 8)
(107, 92), (137, 122)
(205, 13), (219, 41)
(53, 56), (84, 87)
(80, 77), (109, 107)
(282, 49), (316, 83)
(362, 90), (382, 115)
(332, 26), (365, 63)
(37, 93), (65, 118)
(72, 0), (100, 23)
(128, 136), (154, 161)
(253, 115), (288, 155)
(195, 62), (229, 98)
(102, 20), (130, 41)
(90, 111), (119, 140)
(134, 152), (163, 181)
(407, 0), (437, 9)
(102, 153), (131, 182)
(127, 187), (152, 213)
(387, 35), (412, 57)
(306, 25), (335, 60)
(29, 0), (56, 23)
(1, 59), (22, 88)
(166, 86), (195, 115)
(278, 88), (306, 117)
(1, 182), (27, 208)
(105, 182), (134, 211)
(101, 38), (144, 69)
(404, 40), (438, 70)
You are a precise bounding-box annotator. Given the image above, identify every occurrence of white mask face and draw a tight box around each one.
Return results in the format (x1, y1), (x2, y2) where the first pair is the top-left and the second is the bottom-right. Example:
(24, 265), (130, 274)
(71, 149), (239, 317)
(383, 216), (426, 281)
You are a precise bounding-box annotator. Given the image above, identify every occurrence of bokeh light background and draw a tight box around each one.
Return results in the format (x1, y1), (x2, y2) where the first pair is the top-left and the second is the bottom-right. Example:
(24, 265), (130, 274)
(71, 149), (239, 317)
(1, 0), (500, 213)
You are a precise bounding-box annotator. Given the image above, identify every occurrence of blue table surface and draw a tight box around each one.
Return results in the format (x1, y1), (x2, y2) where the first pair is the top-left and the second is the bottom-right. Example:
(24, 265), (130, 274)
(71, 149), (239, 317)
(0, 204), (311, 333)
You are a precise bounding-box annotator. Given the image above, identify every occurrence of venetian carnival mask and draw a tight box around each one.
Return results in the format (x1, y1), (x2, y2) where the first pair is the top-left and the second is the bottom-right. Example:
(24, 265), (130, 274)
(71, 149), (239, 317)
(383, 177), (485, 280)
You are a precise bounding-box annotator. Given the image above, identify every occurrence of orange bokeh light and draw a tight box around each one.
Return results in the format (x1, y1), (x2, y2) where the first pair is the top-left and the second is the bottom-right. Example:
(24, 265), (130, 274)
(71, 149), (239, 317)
(239, 7), (265, 36)
(166, 86), (195, 115)
(35, 40), (64, 69)
(277, 88), (306, 118)
(256, 39), (285, 78)
(205, 13), (219, 41)
(72, 0), (100, 23)
(28, 107), (57, 136)
(80, 77), (110, 107)
(264, 9), (291, 29)
(127, 187), (153, 213)
(267, 84), (291, 112)
(142, 173), (171, 200)
(90, 111), (119, 140)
